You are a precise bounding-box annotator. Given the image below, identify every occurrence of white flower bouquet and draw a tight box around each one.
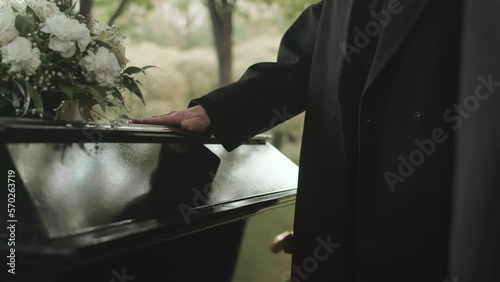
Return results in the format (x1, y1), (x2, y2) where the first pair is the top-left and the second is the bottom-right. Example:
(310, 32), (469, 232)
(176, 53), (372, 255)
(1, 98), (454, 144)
(0, 0), (152, 121)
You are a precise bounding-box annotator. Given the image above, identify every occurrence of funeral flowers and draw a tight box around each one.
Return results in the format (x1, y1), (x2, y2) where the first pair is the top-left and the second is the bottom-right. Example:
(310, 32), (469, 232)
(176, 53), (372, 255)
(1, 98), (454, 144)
(0, 0), (151, 120)
(2, 37), (41, 76)
(41, 14), (92, 58)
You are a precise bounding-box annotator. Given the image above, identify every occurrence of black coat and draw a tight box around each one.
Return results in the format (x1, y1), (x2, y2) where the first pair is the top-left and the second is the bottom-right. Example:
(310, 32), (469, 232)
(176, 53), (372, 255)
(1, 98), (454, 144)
(191, 0), (464, 281)
(449, 0), (500, 281)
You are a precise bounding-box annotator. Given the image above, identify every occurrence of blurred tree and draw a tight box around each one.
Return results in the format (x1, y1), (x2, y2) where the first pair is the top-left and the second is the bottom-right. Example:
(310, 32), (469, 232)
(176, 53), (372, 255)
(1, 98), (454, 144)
(79, 0), (93, 16)
(87, 0), (314, 87)
(207, 0), (235, 86)
(106, 0), (154, 26)
(205, 0), (315, 86)
(205, 0), (315, 87)
(254, 0), (316, 21)
(78, 0), (154, 25)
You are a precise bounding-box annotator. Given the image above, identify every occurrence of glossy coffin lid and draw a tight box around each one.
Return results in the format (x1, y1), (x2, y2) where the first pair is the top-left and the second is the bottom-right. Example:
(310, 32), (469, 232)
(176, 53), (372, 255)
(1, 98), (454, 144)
(6, 140), (298, 240)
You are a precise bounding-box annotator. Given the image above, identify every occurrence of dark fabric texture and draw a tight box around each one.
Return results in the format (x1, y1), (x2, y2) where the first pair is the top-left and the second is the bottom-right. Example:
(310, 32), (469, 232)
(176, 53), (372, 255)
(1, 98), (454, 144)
(449, 0), (500, 281)
(191, 0), (468, 281)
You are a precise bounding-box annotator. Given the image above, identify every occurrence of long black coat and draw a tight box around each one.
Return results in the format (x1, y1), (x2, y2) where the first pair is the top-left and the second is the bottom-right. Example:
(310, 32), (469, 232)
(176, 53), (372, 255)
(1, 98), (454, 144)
(449, 0), (500, 281)
(192, 0), (463, 281)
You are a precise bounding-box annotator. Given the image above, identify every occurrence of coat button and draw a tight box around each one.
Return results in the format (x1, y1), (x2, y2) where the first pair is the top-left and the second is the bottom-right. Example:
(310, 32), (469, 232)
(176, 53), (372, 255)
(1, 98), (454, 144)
(415, 111), (425, 121)
(363, 116), (373, 125)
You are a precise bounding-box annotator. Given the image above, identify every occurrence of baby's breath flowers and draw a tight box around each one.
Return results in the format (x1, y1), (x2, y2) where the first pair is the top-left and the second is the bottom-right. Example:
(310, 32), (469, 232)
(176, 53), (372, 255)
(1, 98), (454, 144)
(0, 0), (151, 121)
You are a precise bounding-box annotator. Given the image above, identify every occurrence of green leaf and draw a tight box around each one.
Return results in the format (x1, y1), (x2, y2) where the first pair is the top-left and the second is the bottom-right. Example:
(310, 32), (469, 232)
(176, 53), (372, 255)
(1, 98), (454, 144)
(25, 5), (40, 24)
(93, 40), (112, 49)
(0, 96), (8, 108)
(88, 86), (107, 112)
(63, 2), (77, 16)
(28, 84), (44, 118)
(41, 52), (54, 65)
(20, 83), (31, 116)
(111, 88), (125, 104)
(12, 80), (25, 110)
(123, 65), (157, 76)
(15, 14), (34, 34)
(12, 80), (25, 97)
(58, 85), (75, 99)
(123, 66), (142, 76)
(141, 65), (157, 73)
(0, 64), (10, 72)
(22, 89), (31, 116)
(123, 76), (145, 105)
(11, 91), (21, 110)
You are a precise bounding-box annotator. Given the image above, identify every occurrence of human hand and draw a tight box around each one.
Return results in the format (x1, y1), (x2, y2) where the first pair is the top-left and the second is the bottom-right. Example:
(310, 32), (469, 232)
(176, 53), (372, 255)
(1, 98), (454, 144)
(129, 105), (211, 133)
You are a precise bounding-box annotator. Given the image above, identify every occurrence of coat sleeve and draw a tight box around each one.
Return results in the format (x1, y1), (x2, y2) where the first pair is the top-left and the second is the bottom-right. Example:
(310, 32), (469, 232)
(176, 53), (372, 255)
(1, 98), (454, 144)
(189, 1), (323, 151)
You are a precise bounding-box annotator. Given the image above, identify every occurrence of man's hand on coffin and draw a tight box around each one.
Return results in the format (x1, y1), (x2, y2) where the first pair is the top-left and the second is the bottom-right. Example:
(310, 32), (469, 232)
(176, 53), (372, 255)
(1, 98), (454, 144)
(129, 105), (211, 133)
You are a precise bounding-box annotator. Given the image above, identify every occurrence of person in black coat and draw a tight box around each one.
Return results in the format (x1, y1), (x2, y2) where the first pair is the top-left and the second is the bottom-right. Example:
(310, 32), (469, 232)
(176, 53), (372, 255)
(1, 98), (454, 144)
(131, 0), (483, 281)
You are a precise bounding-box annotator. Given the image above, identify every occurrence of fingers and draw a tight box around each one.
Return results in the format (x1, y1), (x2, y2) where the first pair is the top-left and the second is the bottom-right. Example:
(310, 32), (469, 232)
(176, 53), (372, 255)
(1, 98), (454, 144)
(130, 112), (183, 126)
(129, 106), (211, 133)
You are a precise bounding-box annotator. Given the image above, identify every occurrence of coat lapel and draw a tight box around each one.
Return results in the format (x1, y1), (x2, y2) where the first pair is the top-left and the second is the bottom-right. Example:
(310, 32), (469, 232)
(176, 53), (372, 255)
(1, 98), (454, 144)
(362, 0), (429, 95)
(334, 0), (354, 50)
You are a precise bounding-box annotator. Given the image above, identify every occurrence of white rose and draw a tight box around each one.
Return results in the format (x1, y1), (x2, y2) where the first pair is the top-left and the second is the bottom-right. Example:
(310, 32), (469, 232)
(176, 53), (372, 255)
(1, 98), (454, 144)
(0, 5), (19, 46)
(1, 37), (41, 75)
(41, 14), (91, 58)
(8, 0), (60, 20)
(28, 0), (61, 21)
(7, 0), (27, 12)
(7, 0), (26, 12)
(80, 47), (122, 88)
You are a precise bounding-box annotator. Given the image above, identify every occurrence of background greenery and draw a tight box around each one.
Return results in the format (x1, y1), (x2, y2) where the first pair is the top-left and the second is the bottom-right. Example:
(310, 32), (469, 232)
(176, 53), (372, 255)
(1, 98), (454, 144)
(86, 0), (315, 280)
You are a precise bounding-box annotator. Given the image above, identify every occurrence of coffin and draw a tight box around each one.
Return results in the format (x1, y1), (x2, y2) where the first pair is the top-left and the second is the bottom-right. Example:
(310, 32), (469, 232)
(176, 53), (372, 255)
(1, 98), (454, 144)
(0, 118), (298, 282)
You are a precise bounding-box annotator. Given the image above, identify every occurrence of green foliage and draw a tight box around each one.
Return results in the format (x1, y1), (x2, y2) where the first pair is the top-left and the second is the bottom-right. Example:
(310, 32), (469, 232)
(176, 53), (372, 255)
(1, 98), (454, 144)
(15, 13), (36, 35)
(63, 1), (77, 16)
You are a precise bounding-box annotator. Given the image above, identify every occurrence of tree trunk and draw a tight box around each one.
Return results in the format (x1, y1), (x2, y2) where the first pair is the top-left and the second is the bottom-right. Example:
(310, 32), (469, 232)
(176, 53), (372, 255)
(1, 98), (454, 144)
(207, 0), (235, 87)
(108, 0), (130, 26)
(79, 0), (93, 16)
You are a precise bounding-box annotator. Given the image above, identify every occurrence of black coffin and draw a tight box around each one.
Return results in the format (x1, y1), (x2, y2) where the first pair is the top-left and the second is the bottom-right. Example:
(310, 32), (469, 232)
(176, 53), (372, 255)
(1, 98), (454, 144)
(0, 118), (298, 282)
